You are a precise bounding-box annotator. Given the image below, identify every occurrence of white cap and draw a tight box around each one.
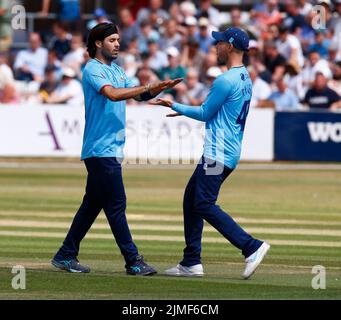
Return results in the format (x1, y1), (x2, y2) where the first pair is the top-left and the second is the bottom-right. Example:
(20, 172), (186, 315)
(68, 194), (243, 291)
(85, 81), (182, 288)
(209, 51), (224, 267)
(185, 16), (197, 26)
(179, 1), (197, 16)
(198, 17), (209, 27)
(206, 66), (222, 78)
(315, 66), (332, 79)
(166, 46), (180, 57)
(248, 39), (259, 49)
(62, 67), (76, 78)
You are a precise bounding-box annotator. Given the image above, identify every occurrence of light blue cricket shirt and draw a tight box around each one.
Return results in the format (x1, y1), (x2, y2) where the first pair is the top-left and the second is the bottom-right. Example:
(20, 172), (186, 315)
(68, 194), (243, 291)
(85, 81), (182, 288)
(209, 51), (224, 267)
(172, 66), (252, 169)
(81, 59), (132, 160)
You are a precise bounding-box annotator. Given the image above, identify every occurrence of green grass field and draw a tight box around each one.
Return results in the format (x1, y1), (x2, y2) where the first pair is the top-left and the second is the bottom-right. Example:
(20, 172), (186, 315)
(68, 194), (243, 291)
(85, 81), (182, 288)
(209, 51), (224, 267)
(0, 163), (340, 300)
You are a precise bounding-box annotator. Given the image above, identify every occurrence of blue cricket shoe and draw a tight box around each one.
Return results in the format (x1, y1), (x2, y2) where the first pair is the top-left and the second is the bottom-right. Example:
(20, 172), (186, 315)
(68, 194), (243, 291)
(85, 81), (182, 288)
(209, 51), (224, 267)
(51, 258), (90, 273)
(126, 255), (157, 276)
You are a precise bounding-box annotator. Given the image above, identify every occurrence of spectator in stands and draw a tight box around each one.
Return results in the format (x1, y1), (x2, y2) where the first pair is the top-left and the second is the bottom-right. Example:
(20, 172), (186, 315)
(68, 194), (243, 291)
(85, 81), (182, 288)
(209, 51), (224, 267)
(226, 7), (257, 39)
(180, 36), (205, 74)
(118, 7), (140, 52)
(329, 60), (341, 96)
(159, 19), (182, 51)
(285, 62), (305, 101)
(250, 0), (282, 35)
(136, 67), (159, 87)
(62, 32), (85, 78)
(260, 78), (300, 111)
(304, 72), (341, 110)
(205, 66), (222, 87)
(80, 50), (90, 76)
(282, 0), (309, 34)
(195, 17), (215, 53)
(137, 0), (169, 25)
(317, 0), (334, 37)
(14, 32), (48, 83)
(179, 1), (197, 20)
(122, 54), (139, 81)
(329, 0), (341, 61)
(0, 0), (12, 51)
(184, 16), (198, 39)
(168, 2), (183, 24)
(276, 24), (305, 69)
(159, 46), (186, 97)
(41, 0), (83, 31)
(301, 50), (332, 98)
(248, 65), (272, 109)
(199, 50), (217, 83)
(87, 8), (111, 31)
(263, 40), (286, 82)
(48, 21), (72, 60)
(0, 51), (17, 103)
(125, 39), (141, 65)
(308, 31), (330, 59)
(297, 0), (313, 16)
(47, 49), (62, 72)
(175, 68), (207, 105)
(138, 20), (160, 54)
(195, 0), (221, 28)
(44, 67), (83, 105)
(146, 37), (168, 72)
(39, 65), (59, 102)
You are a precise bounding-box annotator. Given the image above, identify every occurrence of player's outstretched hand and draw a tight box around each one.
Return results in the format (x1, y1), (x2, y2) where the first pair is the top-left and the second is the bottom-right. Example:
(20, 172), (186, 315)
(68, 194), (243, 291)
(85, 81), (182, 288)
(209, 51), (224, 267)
(149, 78), (183, 96)
(149, 99), (183, 117)
(149, 98), (173, 108)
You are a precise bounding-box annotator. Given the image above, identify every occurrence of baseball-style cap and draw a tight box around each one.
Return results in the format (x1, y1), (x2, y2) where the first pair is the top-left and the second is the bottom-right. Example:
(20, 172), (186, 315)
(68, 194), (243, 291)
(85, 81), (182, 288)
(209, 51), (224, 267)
(212, 27), (249, 52)
(166, 46), (180, 57)
(61, 67), (76, 78)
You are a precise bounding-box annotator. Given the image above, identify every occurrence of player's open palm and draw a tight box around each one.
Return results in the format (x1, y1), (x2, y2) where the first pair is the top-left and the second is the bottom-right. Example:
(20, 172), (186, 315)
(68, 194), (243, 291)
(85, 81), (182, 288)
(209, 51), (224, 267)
(149, 98), (173, 108)
(149, 98), (182, 117)
(149, 78), (183, 95)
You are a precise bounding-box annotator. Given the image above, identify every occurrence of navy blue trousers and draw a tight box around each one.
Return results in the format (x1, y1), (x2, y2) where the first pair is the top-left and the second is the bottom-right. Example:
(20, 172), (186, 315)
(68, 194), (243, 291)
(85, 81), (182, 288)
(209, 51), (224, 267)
(180, 157), (263, 267)
(54, 157), (138, 265)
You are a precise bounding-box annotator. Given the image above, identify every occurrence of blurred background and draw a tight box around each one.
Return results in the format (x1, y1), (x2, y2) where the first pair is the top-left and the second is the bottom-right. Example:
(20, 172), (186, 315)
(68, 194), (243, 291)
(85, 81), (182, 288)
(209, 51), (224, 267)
(0, 0), (340, 162)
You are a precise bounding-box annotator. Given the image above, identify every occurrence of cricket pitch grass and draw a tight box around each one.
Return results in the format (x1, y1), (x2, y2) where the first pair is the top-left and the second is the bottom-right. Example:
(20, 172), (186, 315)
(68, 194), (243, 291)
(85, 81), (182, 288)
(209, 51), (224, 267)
(0, 163), (340, 300)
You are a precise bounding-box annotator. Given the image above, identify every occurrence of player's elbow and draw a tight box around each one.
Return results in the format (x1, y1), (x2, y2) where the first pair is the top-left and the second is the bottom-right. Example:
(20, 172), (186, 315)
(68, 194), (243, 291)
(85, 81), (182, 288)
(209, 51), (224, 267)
(101, 86), (121, 102)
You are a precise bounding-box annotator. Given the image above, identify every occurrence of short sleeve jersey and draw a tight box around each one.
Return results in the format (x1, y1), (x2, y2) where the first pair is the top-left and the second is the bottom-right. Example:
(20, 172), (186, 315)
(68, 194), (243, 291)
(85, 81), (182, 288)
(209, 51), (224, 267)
(81, 59), (133, 160)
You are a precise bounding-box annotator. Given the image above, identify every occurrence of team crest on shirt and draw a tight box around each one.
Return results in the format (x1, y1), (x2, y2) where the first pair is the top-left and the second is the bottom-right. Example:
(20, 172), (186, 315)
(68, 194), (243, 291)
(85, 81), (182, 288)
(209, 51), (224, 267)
(240, 73), (245, 81)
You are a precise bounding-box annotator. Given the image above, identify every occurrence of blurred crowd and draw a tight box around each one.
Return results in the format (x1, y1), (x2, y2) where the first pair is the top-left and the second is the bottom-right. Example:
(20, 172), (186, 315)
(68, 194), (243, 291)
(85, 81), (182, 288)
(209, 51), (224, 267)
(0, 0), (340, 110)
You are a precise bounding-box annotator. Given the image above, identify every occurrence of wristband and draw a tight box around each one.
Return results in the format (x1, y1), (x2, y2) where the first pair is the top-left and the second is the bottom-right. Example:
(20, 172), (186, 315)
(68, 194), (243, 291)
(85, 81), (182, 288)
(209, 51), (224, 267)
(140, 91), (154, 101)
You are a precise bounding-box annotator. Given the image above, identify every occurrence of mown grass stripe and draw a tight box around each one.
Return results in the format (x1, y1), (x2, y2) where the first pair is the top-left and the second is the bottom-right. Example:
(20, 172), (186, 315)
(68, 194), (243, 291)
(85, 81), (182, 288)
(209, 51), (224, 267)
(1, 231), (341, 247)
(1, 212), (341, 226)
(1, 219), (341, 237)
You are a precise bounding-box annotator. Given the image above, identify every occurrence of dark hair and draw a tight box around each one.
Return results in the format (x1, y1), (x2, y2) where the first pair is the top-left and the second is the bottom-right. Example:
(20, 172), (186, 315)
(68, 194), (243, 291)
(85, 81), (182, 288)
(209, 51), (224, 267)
(86, 23), (119, 58)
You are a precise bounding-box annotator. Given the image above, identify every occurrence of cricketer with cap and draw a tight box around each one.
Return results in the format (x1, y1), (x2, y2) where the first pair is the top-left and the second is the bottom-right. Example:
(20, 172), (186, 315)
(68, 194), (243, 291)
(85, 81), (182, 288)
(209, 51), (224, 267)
(51, 23), (182, 276)
(150, 27), (270, 279)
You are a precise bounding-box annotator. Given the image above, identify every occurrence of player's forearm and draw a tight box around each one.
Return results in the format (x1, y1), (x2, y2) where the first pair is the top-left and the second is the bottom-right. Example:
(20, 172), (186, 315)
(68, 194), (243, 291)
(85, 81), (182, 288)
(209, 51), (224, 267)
(102, 85), (149, 102)
(172, 102), (205, 122)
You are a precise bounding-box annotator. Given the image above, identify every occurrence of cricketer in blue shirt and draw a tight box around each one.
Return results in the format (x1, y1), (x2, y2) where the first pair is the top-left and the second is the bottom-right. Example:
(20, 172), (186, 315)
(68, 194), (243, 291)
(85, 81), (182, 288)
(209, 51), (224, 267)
(151, 27), (270, 279)
(52, 23), (182, 276)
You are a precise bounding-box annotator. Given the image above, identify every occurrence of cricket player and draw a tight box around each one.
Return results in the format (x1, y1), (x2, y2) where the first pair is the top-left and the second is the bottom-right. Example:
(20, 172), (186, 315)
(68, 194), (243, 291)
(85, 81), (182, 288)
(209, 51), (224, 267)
(150, 27), (270, 279)
(51, 23), (182, 275)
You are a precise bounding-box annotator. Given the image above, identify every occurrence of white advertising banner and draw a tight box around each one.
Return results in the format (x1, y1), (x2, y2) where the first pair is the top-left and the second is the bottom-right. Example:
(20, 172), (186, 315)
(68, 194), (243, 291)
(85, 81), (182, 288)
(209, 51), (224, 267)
(0, 104), (274, 161)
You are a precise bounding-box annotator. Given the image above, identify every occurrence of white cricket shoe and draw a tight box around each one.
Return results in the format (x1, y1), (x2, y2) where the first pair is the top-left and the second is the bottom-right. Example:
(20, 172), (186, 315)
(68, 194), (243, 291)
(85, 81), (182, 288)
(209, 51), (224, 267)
(164, 263), (204, 277)
(242, 242), (270, 279)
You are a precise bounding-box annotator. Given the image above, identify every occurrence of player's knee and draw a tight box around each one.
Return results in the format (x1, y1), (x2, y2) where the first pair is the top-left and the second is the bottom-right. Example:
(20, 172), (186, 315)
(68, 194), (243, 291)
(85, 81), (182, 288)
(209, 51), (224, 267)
(193, 199), (214, 215)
